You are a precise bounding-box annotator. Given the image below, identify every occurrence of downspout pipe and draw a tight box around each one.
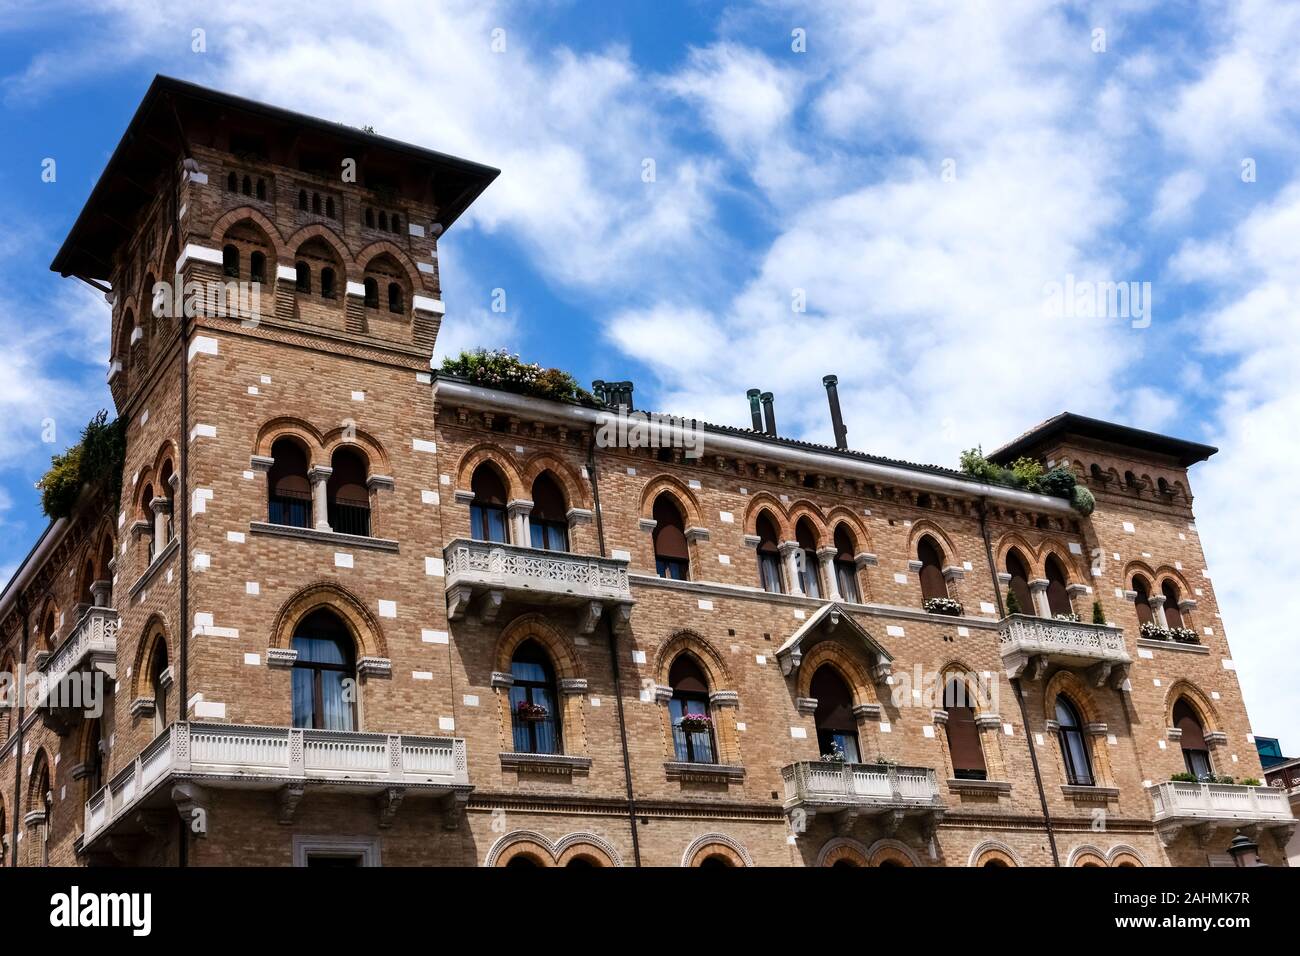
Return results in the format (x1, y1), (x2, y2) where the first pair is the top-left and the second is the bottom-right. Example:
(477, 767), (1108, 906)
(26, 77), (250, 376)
(587, 432), (641, 867)
(10, 596), (29, 866)
(978, 497), (1059, 866)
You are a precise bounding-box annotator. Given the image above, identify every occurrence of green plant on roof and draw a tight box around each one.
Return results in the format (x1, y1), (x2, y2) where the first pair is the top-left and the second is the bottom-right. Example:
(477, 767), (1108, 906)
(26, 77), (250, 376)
(958, 447), (1093, 515)
(439, 349), (597, 406)
(37, 410), (126, 521)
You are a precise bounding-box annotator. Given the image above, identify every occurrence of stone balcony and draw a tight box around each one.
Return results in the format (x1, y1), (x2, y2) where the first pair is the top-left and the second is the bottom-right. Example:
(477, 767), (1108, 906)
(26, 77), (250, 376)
(36, 605), (119, 735)
(998, 614), (1131, 686)
(443, 537), (633, 633)
(1148, 780), (1296, 847)
(81, 722), (471, 853)
(782, 761), (945, 835)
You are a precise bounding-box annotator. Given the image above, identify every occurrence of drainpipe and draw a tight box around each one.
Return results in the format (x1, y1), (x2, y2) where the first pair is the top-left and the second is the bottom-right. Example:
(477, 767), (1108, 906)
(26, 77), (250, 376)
(10, 596), (28, 866)
(978, 497), (1059, 866)
(587, 431), (641, 867)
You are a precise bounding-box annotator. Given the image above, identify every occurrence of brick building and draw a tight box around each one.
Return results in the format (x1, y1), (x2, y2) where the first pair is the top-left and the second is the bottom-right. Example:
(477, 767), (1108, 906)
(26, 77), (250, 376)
(1, 76), (1292, 868)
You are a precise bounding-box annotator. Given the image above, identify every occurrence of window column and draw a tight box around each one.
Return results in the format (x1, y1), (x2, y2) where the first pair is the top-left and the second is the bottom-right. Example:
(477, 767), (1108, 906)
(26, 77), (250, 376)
(780, 541), (804, 597)
(817, 547), (840, 601)
(150, 495), (171, 551)
(507, 499), (534, 545)
(308, 466), (333, 532)
(1028, 578), (1051, 617)
(1147, 593), (1168, 628)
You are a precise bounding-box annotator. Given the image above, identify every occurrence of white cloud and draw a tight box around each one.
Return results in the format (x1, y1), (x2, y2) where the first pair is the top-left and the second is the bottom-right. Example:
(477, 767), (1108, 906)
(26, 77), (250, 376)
(1150, 169), (1206, 227)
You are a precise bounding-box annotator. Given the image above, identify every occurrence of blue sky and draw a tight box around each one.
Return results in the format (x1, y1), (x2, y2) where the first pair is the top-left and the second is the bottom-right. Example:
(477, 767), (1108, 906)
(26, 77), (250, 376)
(2, 0), (1298, 746)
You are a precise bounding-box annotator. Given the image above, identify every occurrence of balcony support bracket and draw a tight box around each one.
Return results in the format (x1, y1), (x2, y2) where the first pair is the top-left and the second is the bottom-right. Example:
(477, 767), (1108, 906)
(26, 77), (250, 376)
(376, 786), (405, 829)
(277, 783), (306, 825)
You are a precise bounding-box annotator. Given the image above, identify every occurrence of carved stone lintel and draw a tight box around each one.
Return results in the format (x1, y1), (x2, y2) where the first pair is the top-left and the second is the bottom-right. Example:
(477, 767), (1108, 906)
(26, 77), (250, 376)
(1166, 726), (1183, 741)
(376, 787), (405, 828)
(278, 783), (306, 825)
(130, 697), (156, 719)
(653, 684), (674, 703)
(249, 455), (274, 473)
(1204, 731), (1229, 747)
(854, 552), (878, 570)
(931, 709), (949, 726)
(974, 714), (1003, 730)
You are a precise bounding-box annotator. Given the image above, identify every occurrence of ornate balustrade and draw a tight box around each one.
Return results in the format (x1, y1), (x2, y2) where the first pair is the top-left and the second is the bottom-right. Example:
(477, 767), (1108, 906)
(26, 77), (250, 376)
(998, 614), (1130, 685)
(781, 761), (944, 834)
(35, 606), (118, 733)
(1148, 780), (1295, 848)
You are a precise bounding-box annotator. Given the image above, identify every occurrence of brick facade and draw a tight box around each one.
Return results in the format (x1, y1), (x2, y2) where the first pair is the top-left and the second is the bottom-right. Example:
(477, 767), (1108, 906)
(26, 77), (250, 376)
(0, 78), (1290, 868)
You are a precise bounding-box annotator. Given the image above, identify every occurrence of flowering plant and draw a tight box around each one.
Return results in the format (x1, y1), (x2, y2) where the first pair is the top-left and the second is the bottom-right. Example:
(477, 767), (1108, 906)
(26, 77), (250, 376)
(677, 713), (713, 733)
(515, 700), (550, 722)
(1169, 626), (1200, 645)
(820, 742), (846, 763)
(1140, 621), (1172, 642)
(923, 597), (963, 617)
(440, 348), (598, 405)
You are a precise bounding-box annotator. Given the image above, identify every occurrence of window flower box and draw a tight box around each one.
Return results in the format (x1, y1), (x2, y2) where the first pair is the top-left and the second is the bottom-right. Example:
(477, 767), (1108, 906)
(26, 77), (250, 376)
(923, 597), (963, 617)
(677, 714), (713, 734)
(1140, 622), (1173, 642)
(1169, 626), (1199, 645)
(515, 701), (550, 722)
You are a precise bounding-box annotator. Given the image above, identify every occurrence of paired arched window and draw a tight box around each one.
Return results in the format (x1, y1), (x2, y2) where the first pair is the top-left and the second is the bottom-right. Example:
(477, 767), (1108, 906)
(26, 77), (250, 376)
(509, 640), (561, 755)
(652, 493), (689, 580)
(1006, 549), (1032, 615)
(811, 665), (860, 762)
(290, 609), (356, 731)
(1174, 698), (1212, 779)
(1055, 695), (1093, 786)
(832, 524), (860, 603)
(1132, 577), (1154, 626)
(1162, 581), (1184, 629)
(327, 448), (371, 537)
(529, 473), (569, 552)
(795, 518), (821, 599)
(470, 465), (509, 543)
(756, 510), (783, 593)
(917, 536), (948, 602)
(668, 655), (715, 764)
(268, 437), (312, 528)
(944, 678), (986, 780)
(1045, 555), (1071, 617)
(149, 638), (169, 735)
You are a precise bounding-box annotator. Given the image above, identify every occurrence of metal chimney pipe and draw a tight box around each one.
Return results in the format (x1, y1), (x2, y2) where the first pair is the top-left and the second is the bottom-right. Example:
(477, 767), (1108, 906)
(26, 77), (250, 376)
(761, 391), (776, 437)
(823, 374), (848, 450)
(746, 389), (763, 431)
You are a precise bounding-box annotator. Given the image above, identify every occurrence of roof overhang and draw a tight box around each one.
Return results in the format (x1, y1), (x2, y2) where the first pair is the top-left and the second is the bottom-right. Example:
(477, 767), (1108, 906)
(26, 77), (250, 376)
(990, 412), (1217, 469)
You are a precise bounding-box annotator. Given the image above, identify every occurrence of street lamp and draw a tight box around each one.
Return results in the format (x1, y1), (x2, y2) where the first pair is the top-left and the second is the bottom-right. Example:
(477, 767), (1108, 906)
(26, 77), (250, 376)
(1227, 829), (1262, 867)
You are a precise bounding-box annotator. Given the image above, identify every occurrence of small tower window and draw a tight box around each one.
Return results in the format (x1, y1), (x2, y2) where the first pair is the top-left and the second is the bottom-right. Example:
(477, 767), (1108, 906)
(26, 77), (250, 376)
(387, 282), (403, 314)
(298, 189), (308, 211)
(250, 252), (266, 283)
(326, 197), (335, 219)
(365, 208), (374, 228)
(378, 212), (388, 231)
(222, 244), (239, 278)
(227, 172), (237, 192)
(364, 278), (378, 309)
(312, 193), (322, 214)
(320, 267), (336, 299)
(256, 178), (266, 200)
(242, 175), (252, 196)
(391, 214), (401, 234)
(295, 262), (311, 293)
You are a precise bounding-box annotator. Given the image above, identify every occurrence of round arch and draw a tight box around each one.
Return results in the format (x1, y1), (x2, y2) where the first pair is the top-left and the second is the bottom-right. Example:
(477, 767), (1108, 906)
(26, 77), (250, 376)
(786, 500), (830, 542)
(653, 630), (731, 690)
(284, 223), (353, 278)
(356, 240), (425, 291)
(554, 831), (623, 867)
(795, 641), (877, 708)
(1107, 844), (1147, 867)
(968, 840), (1023, 867)
(494, 613), (583, 681)
(866, 838), (922, 867)
(210, 207), (287, 260)
(254, 417), (326, 463)
(519, 453), (592, 511)
(907, 520), (959, 566)
(816, 836), (871, 867)
(638, 475), (704, 528)
(1066, 845), (1108, 868)
(321, 424), (391, 476)
(1163, 680), (1221, 733)
(455, 444), (528, 502)
(484, 830), (555, 868)
(681, 832), (753, 868)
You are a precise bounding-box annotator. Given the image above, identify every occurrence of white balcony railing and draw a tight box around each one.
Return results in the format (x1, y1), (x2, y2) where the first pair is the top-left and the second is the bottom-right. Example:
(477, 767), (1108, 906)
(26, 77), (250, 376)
(83, 722), (469, 845)
(443, 538), (633, 629)
(1149, 780), (1295, 831)
(782, 761), (944, 815)
(998, 614), (1130, 683)
(36, 605), (119, 710)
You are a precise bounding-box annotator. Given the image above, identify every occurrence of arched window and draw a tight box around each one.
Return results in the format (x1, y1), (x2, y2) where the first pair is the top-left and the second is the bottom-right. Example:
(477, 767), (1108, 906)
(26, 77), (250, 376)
(327, 448), (371, 537)
(652, 493), (689, 580)
(391, 214), (401, 234)
(320, 267), (336, 299)
(325, 197), (335, 219)
(811, 665), (860, 762)
(1133, 577), (1154, 626)
(364, 208), (374, 228)
(509, 640), (560, 754)
(833, 524), (861, 603)
(668, 655), (715, 764)
(529, 473), (569, 552)
(42, 608), (57, 648)
(795, 518), (821, 599)
(312, 193), (322, 214)
(290, 609), (356, 731)
(149, 638), (169, 734)
(242, 175), (252, 196)
(32, 754), (51, 866)
(1006, 549), (1032, 615)
(295, 261), (311, 293)
(1162, 581), (1183, 629)
(1090, 463), (1104, 483)
(917, 536), (948, 602)
(756, 511), (783, 593)
(1173, 698), (1212, 779)
(469, 465), (509, 543)
(387, 282), (403, 314)
(1045, 555), (1071, 617)
(298, 189), (308, 211)
(268, 437), (312, 528)
(363, 277), (378, 309)
(227, 171), (238, 192)
(222, 244), (239, 278)
(944, 678), (986, 780)
(250, 251), (266, 284)
(86, 718), (105, 794)
(1055, 695), (1093, 786)
(256, 178), (266, 201)
(379, 212), (388, 231)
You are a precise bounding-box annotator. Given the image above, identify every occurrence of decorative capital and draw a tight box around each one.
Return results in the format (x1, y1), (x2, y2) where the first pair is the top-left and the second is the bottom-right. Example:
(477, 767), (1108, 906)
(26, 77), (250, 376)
(709, 689), (739, 708)
(1028, 578), (1049, 593)
(266, 648), (299, 668)
(685, 527), (710, 543)
(795, 696), (819, 715)
(366, 474), (395, 491)
(490, 671), (515, 688)
(558, 678), (588, 696)
(637, 518), (658, 533)
(357, 657), (392, 679)
(307, 465), (334, 484)
(854, 552), (878, 569)
(250, 455), (274, 473)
